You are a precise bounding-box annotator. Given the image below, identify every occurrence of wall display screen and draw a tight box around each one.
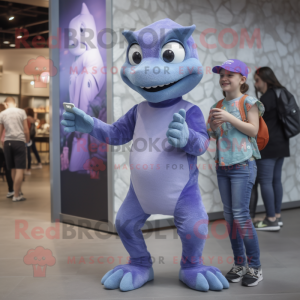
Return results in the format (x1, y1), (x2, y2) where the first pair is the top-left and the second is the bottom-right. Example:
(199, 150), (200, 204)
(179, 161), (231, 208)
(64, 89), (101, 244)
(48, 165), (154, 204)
(59, 0), (108, 221)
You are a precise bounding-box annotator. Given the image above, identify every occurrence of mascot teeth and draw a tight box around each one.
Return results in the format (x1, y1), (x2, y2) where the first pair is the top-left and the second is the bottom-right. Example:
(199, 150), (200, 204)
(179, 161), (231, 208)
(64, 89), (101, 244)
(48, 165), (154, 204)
(142, 83), (173, 89)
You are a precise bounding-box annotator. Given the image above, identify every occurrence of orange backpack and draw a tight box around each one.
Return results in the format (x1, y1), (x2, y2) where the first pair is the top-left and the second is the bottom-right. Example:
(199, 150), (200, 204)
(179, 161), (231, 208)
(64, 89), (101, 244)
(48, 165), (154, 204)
(216, 94), (269, 151)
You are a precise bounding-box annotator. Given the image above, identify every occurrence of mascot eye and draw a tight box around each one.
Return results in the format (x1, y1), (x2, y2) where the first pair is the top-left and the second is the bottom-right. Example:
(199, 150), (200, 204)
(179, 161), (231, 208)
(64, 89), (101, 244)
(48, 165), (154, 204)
(80, 23), (85, 34)
(161, 42), (185, 63)
(128, 44), (143, 65)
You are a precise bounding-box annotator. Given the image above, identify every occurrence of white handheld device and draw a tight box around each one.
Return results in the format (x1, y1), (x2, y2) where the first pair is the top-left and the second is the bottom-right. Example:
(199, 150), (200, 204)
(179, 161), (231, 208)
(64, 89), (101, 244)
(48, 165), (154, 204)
(63, 102), (75, 112)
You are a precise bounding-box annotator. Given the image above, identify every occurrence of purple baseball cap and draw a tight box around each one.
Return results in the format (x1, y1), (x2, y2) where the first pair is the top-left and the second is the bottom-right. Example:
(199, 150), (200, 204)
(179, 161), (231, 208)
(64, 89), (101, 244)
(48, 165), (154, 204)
(212, 59), (249, 78)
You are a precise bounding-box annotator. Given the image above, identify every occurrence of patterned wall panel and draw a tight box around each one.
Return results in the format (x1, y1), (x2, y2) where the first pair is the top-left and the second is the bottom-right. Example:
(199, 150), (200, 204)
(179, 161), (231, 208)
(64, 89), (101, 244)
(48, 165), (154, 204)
(111, 0), (300, 221)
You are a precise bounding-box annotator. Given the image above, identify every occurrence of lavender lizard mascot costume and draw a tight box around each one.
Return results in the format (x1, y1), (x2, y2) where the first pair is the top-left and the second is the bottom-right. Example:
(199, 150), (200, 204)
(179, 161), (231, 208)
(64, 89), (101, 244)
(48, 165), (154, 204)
(61, 19), (229, 292)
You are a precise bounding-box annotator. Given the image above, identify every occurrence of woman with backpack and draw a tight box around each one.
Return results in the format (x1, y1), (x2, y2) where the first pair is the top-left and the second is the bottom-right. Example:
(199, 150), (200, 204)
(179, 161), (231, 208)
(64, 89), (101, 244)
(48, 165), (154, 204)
(207, 59), (265, 287)
(252, 67), (291, 231)
(24, 108), (42, 175)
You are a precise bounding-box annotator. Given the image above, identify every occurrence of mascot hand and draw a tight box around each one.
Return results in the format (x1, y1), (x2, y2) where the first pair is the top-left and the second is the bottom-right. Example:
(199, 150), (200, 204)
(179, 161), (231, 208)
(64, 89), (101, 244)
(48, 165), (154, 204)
(61, 107), (94, 134)
(166, 109), (189, 148)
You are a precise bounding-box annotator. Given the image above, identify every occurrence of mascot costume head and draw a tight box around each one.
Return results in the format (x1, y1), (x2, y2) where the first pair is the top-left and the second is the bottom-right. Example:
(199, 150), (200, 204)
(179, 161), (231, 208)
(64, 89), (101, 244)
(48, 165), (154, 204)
(121, 18), (202, 102)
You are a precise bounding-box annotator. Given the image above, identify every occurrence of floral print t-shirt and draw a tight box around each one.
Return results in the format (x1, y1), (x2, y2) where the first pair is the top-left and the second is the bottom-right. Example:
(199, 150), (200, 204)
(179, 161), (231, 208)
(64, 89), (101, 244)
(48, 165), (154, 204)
(207, 95), (265, 166)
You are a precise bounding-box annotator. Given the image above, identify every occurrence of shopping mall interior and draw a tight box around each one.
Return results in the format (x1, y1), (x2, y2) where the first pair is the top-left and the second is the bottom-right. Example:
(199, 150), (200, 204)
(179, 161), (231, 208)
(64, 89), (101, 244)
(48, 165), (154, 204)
(0, 0), (300, 299)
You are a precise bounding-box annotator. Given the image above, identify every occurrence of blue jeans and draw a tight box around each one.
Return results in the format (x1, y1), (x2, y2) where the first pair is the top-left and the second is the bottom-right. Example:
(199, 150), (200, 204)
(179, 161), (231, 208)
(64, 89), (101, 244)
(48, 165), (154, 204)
(31, 139), (41, 164)
(256, 158), (284, 217)
(216, 160), (261, 268)
(27, 139), (41, 169)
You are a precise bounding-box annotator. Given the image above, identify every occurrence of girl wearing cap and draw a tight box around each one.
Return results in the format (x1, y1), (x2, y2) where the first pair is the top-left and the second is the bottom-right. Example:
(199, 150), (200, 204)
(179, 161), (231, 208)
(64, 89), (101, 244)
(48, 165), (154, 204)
(207, 59), (264, 287)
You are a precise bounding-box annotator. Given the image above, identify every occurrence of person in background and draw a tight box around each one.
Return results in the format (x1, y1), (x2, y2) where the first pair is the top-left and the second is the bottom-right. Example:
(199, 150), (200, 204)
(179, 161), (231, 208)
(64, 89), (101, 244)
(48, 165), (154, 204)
(251, 67), (290, 231)
(24, 108), (39, 175)
(0, 97), (29, 201)
(25, 107), (42, 171)
(0, 102), (14, 197)
(24, 108), (33, 175)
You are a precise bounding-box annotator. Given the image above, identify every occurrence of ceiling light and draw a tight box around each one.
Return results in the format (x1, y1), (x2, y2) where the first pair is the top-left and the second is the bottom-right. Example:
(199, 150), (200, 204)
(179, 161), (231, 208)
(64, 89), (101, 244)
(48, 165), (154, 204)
(8, 16), (14, 21)
(30, 81), (34, 85)
(3, 41), (10, 44)
(9, 44), (15, 47)
(17, 35), (22, 39)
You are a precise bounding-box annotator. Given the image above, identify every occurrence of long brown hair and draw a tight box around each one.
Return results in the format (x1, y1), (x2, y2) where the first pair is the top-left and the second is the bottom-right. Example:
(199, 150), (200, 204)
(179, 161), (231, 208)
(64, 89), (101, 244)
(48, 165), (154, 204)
(0, 103), (6, 113)
(25, 107), (34, 118)
(254, 67), (285, 98)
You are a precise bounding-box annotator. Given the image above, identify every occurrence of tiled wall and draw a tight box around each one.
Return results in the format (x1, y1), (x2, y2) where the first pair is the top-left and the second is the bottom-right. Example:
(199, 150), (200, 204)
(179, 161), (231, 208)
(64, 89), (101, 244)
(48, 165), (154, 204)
(111, 0), (300, 221)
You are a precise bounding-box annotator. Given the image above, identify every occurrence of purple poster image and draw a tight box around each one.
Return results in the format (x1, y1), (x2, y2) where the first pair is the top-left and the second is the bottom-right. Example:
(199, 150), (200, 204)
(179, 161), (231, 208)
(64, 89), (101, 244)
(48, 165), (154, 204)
(59, 0), (108, 221)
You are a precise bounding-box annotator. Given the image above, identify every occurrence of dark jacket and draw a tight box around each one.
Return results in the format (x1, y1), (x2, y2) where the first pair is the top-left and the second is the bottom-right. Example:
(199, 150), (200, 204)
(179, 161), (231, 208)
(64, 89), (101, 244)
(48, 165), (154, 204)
(259, 88), (290, 159)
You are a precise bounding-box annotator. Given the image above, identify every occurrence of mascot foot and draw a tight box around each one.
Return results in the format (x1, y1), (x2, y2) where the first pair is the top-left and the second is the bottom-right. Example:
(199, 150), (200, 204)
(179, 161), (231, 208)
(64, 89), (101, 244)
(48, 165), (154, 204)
(101, 264), (154, 291)
(179, 265), (229, 292)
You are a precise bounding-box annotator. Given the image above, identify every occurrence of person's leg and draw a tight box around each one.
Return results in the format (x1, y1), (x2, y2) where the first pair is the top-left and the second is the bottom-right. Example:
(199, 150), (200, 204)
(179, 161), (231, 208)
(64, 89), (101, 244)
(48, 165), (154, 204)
(174, 181), (229, 291)
(230, 161), (261, 268)
(27, 145), (31, 171)
(13, 169), (23, 197)
(0, 148), (13, 192)
(5, 165), (14, 193)
(273, 158), (284, 217)
(31, 139), (41, 164)
(0, 147), (5, 166)
(229, 161), (263, 287)
(217, 166), (247, 267)
(249, 178), (258, 220)
(11, 169), (16, 181)
(256, 158), (277, 220)
(101, 181), (153, 291)
(11, 141), (26, 199)
(3, 142), (15, 195)
(4, 141), (14, 180)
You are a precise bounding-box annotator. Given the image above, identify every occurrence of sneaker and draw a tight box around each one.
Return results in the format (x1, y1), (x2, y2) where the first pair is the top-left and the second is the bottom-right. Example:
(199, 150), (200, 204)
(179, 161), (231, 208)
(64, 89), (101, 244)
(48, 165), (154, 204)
(31, 164), (42, 169)
(277, 217), (283, 227)
(6, 191), (14, 198)
(242, 266), (263, 287)
(225, 264), (247, 282)
(254, 218), (280, 231)
(12, 194), (26, 202)
(24, 170), (31, 175)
